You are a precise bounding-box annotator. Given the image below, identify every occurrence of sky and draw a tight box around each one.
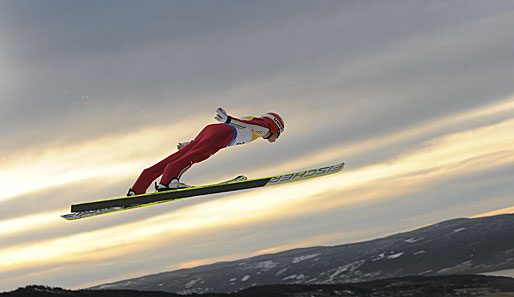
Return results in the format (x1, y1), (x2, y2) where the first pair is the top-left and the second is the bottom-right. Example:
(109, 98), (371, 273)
(1, 0), (514, 292)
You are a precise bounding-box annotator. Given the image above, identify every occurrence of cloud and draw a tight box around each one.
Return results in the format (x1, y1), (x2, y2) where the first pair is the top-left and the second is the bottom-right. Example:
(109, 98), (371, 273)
(2, 1), (514, 155)
(473, 206), (514, 218)
(2, 0), (514, 291)
(1, 99), (513, 289)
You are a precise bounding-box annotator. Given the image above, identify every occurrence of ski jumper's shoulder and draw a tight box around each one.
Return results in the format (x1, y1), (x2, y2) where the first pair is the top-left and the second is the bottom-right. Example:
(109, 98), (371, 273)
(238, 116), (269, 127)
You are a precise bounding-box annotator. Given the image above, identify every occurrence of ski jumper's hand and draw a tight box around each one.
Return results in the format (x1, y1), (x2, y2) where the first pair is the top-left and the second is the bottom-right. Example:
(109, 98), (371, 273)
(177, 141), (191, 150)
(214, 107), (269, 136)
(215, 107), (229, 123)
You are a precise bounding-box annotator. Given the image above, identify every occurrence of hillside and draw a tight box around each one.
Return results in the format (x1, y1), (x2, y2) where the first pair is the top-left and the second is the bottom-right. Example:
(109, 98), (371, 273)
(93, 214), (514, 294)
(3, 275), (514, 297)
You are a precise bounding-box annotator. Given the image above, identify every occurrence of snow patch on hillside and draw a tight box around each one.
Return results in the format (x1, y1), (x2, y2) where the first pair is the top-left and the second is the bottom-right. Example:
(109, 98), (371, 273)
(292, 254), (320, 263)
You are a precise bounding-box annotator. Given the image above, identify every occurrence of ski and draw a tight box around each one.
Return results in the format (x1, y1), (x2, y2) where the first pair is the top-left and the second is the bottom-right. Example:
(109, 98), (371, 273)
(61, 176), (250, 220)
(61, 162), (344, 220)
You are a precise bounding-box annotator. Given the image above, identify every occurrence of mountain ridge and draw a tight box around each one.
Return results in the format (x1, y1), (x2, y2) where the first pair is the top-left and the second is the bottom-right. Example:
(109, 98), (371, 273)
(92, 213), (514, 294)
(5, 275), (514, 297)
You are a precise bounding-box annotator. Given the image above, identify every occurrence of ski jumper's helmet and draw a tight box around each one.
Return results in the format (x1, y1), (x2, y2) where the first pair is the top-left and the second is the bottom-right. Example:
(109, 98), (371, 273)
(261, 112), (285, 138)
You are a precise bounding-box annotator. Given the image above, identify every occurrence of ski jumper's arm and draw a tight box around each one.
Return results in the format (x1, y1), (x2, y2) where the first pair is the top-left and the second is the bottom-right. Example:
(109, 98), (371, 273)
(215, 107), (269, 136)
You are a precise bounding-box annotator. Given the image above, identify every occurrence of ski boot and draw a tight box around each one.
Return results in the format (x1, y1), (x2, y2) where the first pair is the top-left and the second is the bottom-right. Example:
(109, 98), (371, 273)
(155, 178), (192, 192)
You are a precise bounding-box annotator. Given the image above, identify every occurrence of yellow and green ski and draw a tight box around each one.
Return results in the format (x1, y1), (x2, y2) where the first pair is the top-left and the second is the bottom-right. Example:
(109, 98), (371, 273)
(61, 162), (344, 220)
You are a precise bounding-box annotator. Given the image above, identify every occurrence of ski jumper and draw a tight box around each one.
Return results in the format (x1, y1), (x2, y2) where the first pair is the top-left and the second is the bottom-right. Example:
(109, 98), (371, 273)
(130, 117), (270, 194)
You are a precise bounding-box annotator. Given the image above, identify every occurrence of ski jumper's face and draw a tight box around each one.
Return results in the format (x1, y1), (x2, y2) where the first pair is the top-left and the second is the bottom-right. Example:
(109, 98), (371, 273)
(265, 131), (279, 143)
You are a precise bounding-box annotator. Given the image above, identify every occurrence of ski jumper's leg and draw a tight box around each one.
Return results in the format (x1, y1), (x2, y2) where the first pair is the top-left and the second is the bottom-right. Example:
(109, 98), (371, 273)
(130, 124), (233, 194)
(160, 124), (233, 185)
(130, 142), (195, 194)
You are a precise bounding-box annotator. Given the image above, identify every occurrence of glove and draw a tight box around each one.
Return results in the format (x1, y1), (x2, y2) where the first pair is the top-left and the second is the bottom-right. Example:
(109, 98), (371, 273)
(214, 107), (230, 123)
(177, 141), (191, 150)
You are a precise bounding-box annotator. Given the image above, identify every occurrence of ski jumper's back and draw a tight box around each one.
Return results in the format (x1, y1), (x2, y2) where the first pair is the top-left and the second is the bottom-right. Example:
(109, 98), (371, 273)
(225, 116), (268, 147)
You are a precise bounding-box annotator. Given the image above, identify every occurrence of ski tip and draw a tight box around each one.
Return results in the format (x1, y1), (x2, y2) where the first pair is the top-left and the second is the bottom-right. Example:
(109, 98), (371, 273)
(266, 162), (344, 185)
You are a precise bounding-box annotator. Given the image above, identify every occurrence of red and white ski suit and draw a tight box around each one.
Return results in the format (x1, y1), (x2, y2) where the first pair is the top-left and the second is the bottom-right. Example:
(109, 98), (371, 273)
(131, 117), (269, 194)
